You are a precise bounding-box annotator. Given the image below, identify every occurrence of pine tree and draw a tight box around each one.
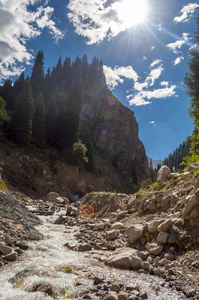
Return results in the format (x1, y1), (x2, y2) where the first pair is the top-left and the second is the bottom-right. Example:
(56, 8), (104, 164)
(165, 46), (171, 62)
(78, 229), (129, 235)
(32, 92), (46, 147)
(45, 93), (57, 146)
(185, 13), (199, 156)
(8, 80), (34, 146)
(30, 50), (44, 99)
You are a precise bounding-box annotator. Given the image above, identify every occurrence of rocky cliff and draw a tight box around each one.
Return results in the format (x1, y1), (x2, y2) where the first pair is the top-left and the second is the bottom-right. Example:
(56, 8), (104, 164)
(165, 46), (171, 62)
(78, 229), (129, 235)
(80, 90), (149, 191)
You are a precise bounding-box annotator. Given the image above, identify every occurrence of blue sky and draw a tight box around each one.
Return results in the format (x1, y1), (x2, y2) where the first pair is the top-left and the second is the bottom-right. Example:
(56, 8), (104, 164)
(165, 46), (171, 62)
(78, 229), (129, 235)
(0, 0), (198, 160)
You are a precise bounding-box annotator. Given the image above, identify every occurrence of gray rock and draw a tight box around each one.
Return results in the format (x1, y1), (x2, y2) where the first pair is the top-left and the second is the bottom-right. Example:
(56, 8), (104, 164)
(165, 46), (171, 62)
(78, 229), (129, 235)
(183, 188), (199, 218)
(106, 291), (118, 300)
(5, 251), (18, 261)
(111, 222), (125, 230)
(105, 247), (141, 269)
(77, 243), (92, 252)
(141, 178), (152, 189)
(117, 211), (128, 220)
(188, 163), (199, 171)
(145, 200), (156, 211)
(194, 177), (199, 191)
(146, 243), (163, 255)
(0, 244), (13, 255)
(147, 220), (163, 233)
(44, 192), (63, 204)
(157, 165), (171, 182)
(126, 224), (144, 244)
(110, 283), (120, 292)
(157, 220), (173, 232)
(157, 232), (169, 244)
(106, 230), (119, 241)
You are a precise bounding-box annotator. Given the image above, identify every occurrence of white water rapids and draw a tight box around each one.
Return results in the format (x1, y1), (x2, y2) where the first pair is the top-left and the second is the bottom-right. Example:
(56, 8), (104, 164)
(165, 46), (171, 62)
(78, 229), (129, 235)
(0, 209), (186, 299)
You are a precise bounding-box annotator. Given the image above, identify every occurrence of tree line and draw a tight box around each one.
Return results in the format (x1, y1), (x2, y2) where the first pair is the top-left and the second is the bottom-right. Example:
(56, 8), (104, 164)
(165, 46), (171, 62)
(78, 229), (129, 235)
(0, 51), (106, 166)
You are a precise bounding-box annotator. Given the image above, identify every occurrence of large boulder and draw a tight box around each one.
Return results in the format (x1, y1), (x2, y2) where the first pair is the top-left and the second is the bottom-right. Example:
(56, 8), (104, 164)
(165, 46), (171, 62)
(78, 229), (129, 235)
(105, 247), (141, 270)
(183, 188), (199, 218)
(126, 224), (143, 244)
(157, 165), (171, 182)
(44, 192), (64, 204)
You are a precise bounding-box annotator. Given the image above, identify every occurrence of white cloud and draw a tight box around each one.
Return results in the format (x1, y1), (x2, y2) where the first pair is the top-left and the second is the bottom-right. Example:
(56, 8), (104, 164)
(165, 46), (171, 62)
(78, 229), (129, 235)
(0, 0), (64, 82)
(160, 81), (169, 87)
(174, 3), (199, 23)
(104, 65), (139, 90)
(128, 84), (176, 106)
(166, 40), (185, 54)
(182, 32), (191, 41)
(135, 65), (164, 90)
(150, 59), (161, 68)
(149, 121), (155, 124)
(67, 0), (149, 44)
(142, 56), (147, 61)
(104, 62), (177, 106)
(174, 56), (184, 65)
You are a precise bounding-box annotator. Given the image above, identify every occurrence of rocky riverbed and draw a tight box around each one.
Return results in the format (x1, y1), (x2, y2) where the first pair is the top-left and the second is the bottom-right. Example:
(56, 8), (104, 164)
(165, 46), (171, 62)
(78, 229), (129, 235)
(0, 165), (199, 299)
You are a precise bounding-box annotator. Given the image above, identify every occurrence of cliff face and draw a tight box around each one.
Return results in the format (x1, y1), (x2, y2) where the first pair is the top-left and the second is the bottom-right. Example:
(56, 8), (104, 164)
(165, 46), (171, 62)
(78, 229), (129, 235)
(80, 89), (149, 191)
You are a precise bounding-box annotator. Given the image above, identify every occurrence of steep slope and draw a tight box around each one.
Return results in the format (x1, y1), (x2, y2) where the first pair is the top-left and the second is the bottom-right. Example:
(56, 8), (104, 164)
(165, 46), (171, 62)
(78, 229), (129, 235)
(80, 90), (149, 191)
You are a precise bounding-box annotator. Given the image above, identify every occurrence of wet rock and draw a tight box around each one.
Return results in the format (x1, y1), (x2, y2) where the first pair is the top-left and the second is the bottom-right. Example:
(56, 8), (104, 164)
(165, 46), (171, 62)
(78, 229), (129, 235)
(146, 243), (163, 255)
(0, 244), (13, 255)
(106, 230), (119, 241)
(126, 224), (143, 244)
(15, 240), (28, 250)
(5, 251), (18, 261)
(105, 247), (141, 269)
(78, 243), (92, 252)
(157, 165), (171, 182)
(140, 292), (148, 299)
(5, 235), (13, 246)
(110, 283), (120, 292)
(36, 282), (55, 297)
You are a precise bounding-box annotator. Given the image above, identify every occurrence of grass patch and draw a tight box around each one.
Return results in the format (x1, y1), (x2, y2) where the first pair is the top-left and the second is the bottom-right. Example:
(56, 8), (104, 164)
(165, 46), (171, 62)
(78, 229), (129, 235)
(0, 179), (8, 191)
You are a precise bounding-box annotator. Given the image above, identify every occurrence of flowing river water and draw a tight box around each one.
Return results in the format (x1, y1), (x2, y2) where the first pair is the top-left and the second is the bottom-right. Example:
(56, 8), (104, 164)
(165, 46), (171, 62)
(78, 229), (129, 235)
(0, 209), (186, 300)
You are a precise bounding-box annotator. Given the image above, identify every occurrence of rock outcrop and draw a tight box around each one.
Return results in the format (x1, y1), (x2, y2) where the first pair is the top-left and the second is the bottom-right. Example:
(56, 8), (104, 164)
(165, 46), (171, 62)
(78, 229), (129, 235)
(80, 90), (149, 191)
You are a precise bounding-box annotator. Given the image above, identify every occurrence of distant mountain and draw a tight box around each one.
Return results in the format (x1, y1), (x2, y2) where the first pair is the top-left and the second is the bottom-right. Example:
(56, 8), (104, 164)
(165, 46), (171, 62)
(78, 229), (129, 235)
(148, 157), (163, 169)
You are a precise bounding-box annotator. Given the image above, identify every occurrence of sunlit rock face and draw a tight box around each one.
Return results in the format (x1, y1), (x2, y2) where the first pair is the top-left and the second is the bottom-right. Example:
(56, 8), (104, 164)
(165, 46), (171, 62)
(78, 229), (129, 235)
(80, 89), (149, 191)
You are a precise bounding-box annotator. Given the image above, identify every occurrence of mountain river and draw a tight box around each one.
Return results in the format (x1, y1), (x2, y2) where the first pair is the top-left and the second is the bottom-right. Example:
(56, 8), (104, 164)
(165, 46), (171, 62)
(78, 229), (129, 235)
(0, 209), (186, 299)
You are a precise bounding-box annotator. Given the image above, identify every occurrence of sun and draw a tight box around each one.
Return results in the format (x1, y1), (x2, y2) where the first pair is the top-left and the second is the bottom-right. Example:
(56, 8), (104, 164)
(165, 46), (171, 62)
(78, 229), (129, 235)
(117, 0), (149, 27)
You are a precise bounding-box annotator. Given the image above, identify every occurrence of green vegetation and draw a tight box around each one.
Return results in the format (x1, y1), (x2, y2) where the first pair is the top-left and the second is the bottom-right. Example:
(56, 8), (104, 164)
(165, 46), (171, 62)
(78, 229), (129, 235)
(0, 179), (7, 191)
(184, 13), (199, 165)
(0, 52), (106, 167)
